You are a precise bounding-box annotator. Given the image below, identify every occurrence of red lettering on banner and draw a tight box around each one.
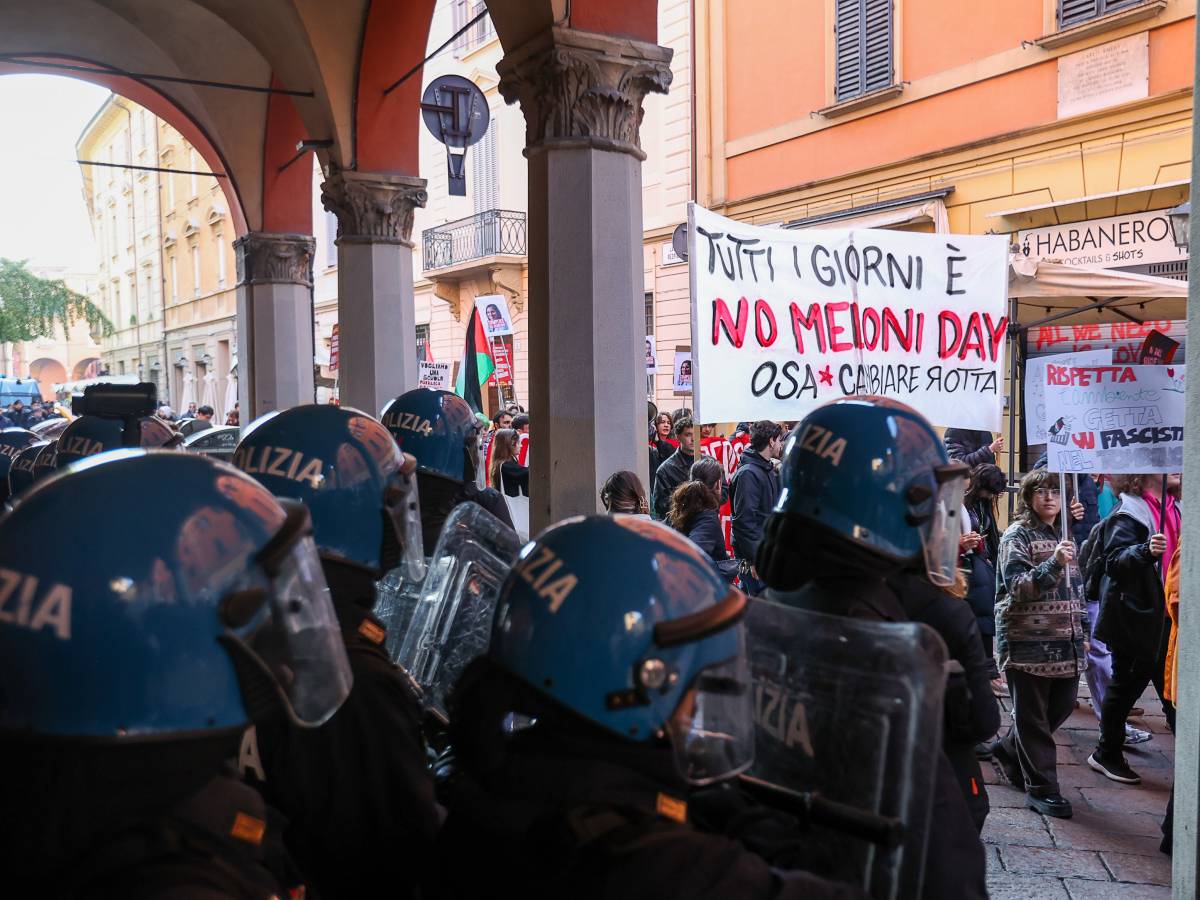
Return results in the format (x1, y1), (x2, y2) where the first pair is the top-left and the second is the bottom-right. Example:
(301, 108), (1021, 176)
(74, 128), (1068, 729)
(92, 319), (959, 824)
(825, 302), (853, 352)
(986, 314), (1007, 362)
(881, 308), (916, 352)
(1034, 326), (1067, 350)
(938, 311), (963, 360)
(1072, 324), (1101, 342)
(754, 299), (778, 347)
(1046, 365), (1138, 386)
(713, 297), (748, 348)
(790, 302), (827, 354)
(1072, 432), (1096, 449)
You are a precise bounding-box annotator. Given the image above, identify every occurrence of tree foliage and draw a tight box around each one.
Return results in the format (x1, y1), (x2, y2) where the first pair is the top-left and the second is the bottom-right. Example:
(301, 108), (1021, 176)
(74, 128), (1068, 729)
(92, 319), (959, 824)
(0, 258), (113, 344)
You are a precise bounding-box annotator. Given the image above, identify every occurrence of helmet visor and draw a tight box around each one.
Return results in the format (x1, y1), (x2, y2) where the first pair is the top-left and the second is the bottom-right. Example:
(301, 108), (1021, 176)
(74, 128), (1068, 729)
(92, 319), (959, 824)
(384, 465), (426, 583)
(920, 467), (968, 588)
(665, 627), (755, 786)
(227, 507), (353, 727)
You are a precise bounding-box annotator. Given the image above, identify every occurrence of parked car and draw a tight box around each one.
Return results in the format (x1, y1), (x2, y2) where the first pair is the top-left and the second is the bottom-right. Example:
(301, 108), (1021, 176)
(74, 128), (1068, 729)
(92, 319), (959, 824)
(182, 425), (239, 462)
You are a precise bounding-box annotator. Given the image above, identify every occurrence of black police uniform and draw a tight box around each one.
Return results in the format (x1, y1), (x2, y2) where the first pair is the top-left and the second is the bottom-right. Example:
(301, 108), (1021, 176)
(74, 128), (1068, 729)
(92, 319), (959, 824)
(246, 568), (439, 900)
(417, 471), (513, 550)
(1, 740), (300, 900)
(432, 664), (865, 900)
(766, 575), (990, 900)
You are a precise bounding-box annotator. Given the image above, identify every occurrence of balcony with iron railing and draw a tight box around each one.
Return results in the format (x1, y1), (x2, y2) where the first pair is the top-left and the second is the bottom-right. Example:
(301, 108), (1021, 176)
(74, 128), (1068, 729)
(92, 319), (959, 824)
(421, 209), (527, 273)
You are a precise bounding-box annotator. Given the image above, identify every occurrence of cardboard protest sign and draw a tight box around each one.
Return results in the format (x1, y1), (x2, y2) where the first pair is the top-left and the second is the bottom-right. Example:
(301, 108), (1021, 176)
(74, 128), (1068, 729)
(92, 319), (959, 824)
(1024, 349), (1111, 444)
(418, 361), (452, 391)
(673, 350), (693, 395)
(687, 204), (1009, 429)
(1137, 329), (1180, 365)
(1042, 363), (1185, 474)
(476, 294), (514, 337)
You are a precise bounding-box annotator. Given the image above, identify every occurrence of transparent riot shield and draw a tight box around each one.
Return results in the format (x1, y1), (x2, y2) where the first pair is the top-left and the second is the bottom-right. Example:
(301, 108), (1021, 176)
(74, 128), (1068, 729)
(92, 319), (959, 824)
(745, 598), (947, 900)
(374, 501), (523, 718)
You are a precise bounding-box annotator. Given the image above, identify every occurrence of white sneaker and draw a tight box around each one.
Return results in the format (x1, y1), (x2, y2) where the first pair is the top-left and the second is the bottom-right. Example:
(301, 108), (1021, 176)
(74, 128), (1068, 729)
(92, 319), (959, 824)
(1124, 724), (1153, 745)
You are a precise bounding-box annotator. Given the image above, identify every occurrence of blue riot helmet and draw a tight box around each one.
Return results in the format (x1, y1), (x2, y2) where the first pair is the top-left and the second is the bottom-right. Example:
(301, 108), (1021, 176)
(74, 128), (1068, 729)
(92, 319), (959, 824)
(0, 428), (39, 503)
(756, 397), (968, 591)
(380, 388), (481, 483)
(0, 451), (352, 738)
(31, 439), (58, 483)
(7, 440), (47, 501)
(55, 413), (180, 468)
(486, 515), (754, 785)
(233, 405), (424, 580)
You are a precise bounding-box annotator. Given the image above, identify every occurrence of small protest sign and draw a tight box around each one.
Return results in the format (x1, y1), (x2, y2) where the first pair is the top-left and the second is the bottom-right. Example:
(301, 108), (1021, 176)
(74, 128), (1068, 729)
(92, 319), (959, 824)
(645, 336), (657, 374)
(1042, 363), (1185, 474)
(1137, 329), (1180, 366)
(1024, 349), (1111, 444)
(673, 349), (693, 395)
(476, 294), (514, 337)
(418, 361), (452, 391)
(687, 204), (1009, 429)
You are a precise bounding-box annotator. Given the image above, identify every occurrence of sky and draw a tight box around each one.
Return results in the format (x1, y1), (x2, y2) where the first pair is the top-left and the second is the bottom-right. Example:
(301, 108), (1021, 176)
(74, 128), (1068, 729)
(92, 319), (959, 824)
(0, 75), (110, 273)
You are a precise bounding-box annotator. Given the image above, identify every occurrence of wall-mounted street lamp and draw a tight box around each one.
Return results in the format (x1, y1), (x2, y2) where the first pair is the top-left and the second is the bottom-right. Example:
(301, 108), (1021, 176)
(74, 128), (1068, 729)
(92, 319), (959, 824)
(1168, 200), (1190, 252)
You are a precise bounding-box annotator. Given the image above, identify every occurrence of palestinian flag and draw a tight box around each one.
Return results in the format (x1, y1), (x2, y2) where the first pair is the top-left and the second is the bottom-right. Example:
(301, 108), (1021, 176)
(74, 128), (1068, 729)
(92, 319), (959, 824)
(454, 306), (494, 413)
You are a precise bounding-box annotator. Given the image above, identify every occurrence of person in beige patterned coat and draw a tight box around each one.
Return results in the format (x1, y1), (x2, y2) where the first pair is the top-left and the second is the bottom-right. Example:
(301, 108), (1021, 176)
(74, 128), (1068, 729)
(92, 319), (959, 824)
(991, 468), (1087, 819)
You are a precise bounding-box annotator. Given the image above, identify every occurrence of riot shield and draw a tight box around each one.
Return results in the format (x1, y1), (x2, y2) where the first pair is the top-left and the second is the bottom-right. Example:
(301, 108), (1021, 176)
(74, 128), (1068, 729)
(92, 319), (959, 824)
(374, 501), (523, 718)
(745, 598), (947, 900)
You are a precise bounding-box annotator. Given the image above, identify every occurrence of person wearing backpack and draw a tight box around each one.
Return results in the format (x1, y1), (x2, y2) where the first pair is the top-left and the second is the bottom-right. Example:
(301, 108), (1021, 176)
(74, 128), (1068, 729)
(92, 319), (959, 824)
(1087, 475), (1177, 785)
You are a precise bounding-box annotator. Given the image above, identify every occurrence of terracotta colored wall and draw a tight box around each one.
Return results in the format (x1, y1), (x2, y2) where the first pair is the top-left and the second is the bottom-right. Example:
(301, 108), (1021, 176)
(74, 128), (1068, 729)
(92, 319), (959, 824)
(1150, 18), (1196, 94)
(724, 0), (825, 141)
(261, 80), (313, 235)
(726, 63), (1057, 200)
(570, 0), (658, 43)
(902, 0), (1042, 82)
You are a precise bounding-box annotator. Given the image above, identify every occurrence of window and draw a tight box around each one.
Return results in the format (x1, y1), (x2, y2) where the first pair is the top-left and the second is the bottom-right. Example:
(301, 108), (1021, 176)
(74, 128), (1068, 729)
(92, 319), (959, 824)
(834, 0), (894, 102)
(453, 0), (494, 54)
(144, 270), (154, 316)
(1058, 0), (1144, 28)
(416, 324), (430, 363)
(644, 292), (654, 337)
(109, 211), (118, 258)
(216, 235), (226, 287)
(473, 115), (499, 215)
(325, 209), (338, 267)
(169, 255), (178, 303)
(118, 360), (126, 375)
(166, 165), (175, 209)
(189, 149), (198, 197)
(191, 243), (201, 297)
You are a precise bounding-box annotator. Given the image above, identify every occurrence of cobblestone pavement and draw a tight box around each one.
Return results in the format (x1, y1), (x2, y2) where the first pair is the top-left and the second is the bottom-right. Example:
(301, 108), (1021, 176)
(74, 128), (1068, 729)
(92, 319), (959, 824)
(983, 679), (1174, 898)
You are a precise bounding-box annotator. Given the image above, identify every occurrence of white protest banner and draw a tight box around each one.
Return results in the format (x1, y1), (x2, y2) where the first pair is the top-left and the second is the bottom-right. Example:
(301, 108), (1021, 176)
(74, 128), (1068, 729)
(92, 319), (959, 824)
(1024, 349), (1111, 444)
(476, 294), (514, 336)
(1042, 363), (1185, 474)
(687, 204), (1010, 429)
(418, 361), (452, 391)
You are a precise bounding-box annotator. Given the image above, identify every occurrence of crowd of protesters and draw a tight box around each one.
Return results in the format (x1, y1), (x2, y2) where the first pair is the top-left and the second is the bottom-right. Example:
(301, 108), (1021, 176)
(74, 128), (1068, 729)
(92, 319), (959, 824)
(610, 415), (1182, 851)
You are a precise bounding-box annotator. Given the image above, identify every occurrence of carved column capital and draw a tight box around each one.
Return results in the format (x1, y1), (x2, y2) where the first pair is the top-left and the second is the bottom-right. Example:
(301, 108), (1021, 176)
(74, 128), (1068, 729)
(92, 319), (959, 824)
(497, 26), (673, 160)
(321, 170), (428, 247)
(234, 232), (314, 287)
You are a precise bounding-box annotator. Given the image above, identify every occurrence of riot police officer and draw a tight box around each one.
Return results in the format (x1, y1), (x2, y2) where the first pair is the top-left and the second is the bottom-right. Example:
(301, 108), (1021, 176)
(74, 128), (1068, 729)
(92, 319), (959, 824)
(0, 450), (352, 898)
(433, 515), (864, 899)
(6, 439), (47, 501)
(755, 396), (988, 900)
(0, 427), (39, 503)
(381, 388), (513, 549)
(232, 404), (438, 899)
(54, 412), (180, 468)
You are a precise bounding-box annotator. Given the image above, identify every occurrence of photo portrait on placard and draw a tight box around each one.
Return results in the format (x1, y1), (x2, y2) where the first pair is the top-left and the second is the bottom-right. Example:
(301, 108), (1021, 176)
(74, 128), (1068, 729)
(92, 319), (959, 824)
(476, 294), (515, 337)
(646, 336), (657, 374)
(673, 351), (693, 394)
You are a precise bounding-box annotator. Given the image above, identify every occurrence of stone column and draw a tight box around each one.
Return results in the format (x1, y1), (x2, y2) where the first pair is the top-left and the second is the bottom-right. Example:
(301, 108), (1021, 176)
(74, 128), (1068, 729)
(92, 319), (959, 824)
(234, 232), (315, 422)
(321, 169), (427, 418)
(499, 26), (672, 532)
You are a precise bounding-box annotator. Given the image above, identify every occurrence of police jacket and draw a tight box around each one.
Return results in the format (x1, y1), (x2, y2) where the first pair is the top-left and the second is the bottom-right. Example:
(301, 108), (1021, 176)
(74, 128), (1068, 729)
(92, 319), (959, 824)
(247, 581), (439, 900)
(942, 429), (995, 468)
(893, 573), (1000, 831)
(730, 450), (778, 562)
(652, 448), (694, 520)
(1096, 495), (1169, 660)
(418, 470), (514, 550)
(434, 667), (864, 900)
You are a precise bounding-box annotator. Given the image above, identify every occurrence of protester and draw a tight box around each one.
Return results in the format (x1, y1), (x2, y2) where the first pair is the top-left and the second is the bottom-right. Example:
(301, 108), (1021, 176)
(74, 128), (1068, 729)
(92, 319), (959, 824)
(1088, 474), (1176, 785)
(512, 413), (530, 466)
(667, 456), (734, 579)
(652, 416), (695, 520)
(1162, 538), (1183, 854)
(944, 428), (1003, 467)
(599, 469), (650, 517)
(1097, 474), (1119, 518)
(962, 464), (1005, 686)
(991, 470), (1087, 818)
(488, 427), (527, 497)
(652, 411), (677, 463)
(729, 419), (782, 595)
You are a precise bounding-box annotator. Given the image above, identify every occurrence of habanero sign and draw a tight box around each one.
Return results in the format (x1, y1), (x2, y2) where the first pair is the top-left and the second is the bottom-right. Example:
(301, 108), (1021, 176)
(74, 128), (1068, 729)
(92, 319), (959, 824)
(1018, 209), (1186, 270)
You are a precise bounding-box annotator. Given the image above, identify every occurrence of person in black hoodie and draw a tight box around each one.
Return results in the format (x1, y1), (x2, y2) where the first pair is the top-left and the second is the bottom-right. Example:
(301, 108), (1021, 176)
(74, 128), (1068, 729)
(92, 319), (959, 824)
(944, 428), (1003, 468)
(652, 415), (696, 520)
(668, 456), (734, 579)
(1088, 474), (1174, 785)
(730, 419), (783, 595)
